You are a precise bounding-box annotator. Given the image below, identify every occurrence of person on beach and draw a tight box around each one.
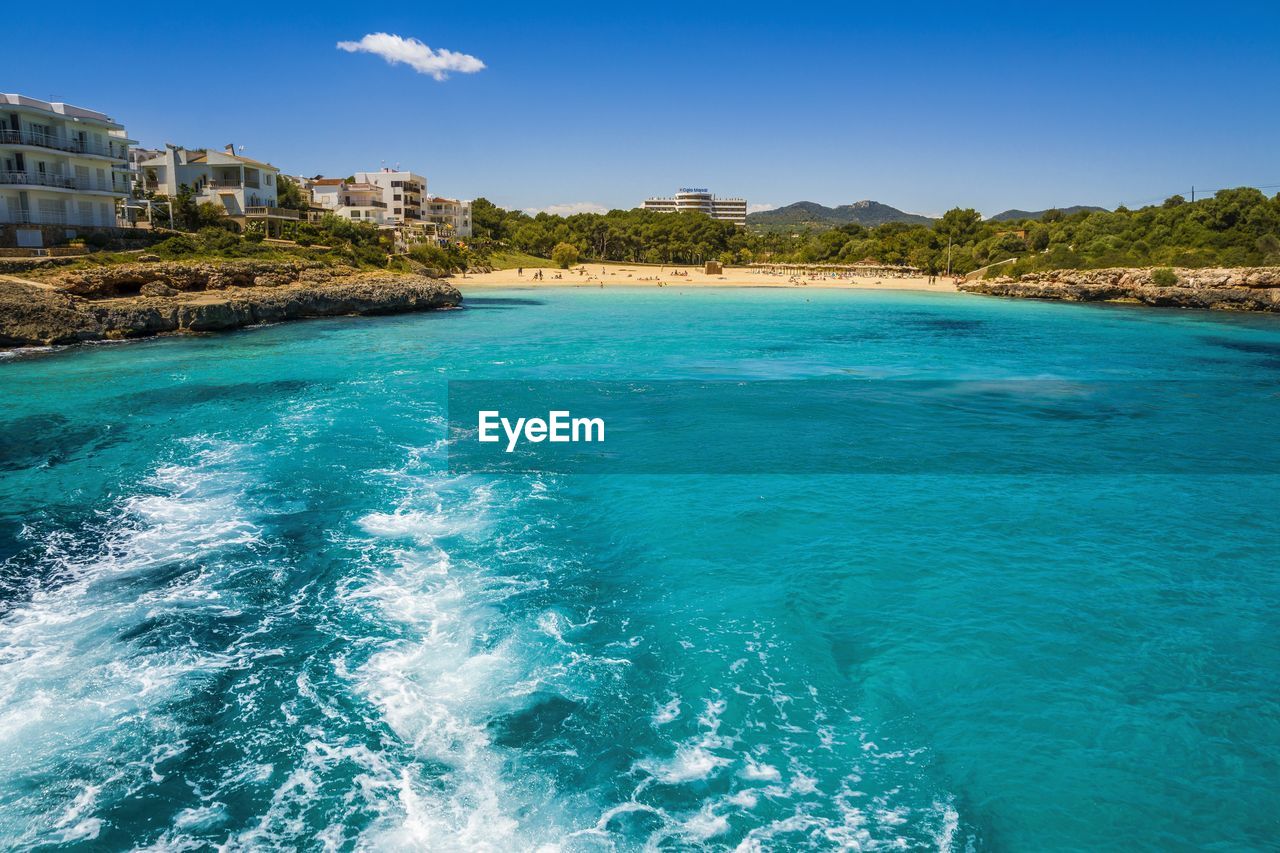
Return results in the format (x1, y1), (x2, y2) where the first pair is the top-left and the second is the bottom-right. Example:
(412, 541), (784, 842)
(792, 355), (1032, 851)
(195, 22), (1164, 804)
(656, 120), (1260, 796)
(518, 267), (523, 277)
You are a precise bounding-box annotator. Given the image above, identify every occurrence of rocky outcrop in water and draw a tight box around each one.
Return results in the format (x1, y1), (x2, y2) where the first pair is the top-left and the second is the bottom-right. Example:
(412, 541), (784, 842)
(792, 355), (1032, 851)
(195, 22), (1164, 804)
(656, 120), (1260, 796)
(0, 261), (461, 348)
(960, 267), (1280, 312)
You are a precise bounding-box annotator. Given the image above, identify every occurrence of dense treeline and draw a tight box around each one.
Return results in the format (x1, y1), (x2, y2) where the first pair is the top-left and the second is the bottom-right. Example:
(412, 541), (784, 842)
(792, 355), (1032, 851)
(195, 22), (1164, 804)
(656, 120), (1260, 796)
(470, 188), (1280, 274)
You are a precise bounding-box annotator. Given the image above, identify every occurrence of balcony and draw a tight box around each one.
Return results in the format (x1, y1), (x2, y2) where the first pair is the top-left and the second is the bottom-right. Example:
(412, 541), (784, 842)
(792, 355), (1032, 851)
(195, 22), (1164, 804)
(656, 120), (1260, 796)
(0, 170), (76, 189)
(245, 206), (300, 220)
(0, 128), (124, 159)
(1, 209), (120, 227)
(0, 170), (125, 193)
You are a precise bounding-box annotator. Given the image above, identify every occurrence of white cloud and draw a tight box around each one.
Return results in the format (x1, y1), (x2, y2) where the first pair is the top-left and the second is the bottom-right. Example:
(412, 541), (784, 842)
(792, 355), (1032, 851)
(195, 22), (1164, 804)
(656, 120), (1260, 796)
(336, 33), (485, 81)
(524, 202), (609, 217)
(747, 203), (776, 214)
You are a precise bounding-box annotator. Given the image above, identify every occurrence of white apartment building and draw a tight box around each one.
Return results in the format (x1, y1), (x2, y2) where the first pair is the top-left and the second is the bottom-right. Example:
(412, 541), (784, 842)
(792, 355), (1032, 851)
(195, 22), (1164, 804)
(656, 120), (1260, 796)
(137, 144), (300, 235)
(308, 171), (472, 243)
(354, 169), (426, 227)
(310, 178), (389, 225)
(138, 145), (282, 217)
(426, 196), (473, 238)
(642, 188), (747, 226)
(0, 93), (134, 236)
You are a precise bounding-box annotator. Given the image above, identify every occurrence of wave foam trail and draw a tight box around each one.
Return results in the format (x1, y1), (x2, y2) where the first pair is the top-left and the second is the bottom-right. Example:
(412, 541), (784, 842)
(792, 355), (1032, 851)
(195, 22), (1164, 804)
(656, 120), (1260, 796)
(342, 469), (577, 850)
(0, 438), (264, 848)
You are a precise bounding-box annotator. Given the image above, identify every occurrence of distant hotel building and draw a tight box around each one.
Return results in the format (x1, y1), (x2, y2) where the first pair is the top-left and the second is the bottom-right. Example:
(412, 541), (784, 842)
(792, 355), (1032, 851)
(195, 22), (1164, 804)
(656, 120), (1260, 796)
(1, 93), (134, 240)
(642, 188), (747, 226)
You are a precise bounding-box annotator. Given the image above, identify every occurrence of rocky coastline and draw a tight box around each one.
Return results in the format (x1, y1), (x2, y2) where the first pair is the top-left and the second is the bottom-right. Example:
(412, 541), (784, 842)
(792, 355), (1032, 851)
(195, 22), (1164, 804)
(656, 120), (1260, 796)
(959, 267), (1280, 312)
(0, 259), (461, 349)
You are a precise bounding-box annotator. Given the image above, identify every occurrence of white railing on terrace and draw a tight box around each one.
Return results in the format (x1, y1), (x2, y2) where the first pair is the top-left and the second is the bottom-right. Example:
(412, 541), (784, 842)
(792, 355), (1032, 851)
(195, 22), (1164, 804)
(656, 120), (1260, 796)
(245, 206), (300, 219)
(1, 210), (122, 227)
(0, 128), (124, 159)
(0, 170), (76, 189)
(0, 170), (125, 192)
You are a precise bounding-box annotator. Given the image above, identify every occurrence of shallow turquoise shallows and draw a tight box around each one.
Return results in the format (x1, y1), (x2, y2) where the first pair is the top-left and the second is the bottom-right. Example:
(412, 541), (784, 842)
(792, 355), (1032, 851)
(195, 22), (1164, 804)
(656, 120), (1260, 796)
(2, 286), (1279, 851)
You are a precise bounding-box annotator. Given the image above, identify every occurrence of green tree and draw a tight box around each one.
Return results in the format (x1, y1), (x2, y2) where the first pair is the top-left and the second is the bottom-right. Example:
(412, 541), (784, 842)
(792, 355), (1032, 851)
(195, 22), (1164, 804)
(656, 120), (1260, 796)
(935, 208), (982, 244)
(551, 242), (580, 269)
(276, 175), (308, 211)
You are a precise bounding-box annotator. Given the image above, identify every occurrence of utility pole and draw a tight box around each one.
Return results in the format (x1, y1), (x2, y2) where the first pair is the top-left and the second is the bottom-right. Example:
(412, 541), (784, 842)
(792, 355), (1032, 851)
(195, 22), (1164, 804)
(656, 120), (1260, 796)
(1191, 185), (1195, 203)
(946, 236), (953, 276)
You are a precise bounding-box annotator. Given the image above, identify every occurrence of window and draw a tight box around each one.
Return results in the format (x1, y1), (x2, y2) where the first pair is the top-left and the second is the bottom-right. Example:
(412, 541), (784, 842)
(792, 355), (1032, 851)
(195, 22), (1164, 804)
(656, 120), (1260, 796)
(265, 174), (273, 186)
(350, 211), (359, 219)
(394, 208), (401, 214)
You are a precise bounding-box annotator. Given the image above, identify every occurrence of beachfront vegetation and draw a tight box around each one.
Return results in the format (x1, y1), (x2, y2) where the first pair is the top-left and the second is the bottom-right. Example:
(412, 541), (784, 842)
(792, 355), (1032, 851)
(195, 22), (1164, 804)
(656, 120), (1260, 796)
(484, 249), (558, 270)
(466, 188), (1280, 275)
(76, 186), (1280, 278)
(551, 242), (580, 269)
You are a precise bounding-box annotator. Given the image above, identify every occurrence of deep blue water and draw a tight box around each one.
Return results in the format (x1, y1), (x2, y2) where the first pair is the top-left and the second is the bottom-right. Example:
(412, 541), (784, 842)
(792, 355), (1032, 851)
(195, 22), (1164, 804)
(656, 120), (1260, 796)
(1, 286), (1278, 850)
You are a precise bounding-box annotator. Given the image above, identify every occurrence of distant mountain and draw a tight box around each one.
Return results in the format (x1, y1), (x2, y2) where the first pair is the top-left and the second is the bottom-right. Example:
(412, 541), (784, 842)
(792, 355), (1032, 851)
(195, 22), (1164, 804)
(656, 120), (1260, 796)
(989, 205), (1107, 222)
(747, 200), (934, 232)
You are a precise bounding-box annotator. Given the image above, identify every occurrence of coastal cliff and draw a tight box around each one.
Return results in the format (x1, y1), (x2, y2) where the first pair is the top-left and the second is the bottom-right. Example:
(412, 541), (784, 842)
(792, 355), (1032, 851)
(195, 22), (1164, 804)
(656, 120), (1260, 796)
(959, 267), (1280, 312)
(0, 260), (461, 348)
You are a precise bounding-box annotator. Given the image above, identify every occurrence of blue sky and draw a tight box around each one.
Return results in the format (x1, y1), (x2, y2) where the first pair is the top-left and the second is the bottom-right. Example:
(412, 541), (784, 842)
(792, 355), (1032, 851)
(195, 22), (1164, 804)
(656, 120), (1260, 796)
(9, 1), (1279, 216)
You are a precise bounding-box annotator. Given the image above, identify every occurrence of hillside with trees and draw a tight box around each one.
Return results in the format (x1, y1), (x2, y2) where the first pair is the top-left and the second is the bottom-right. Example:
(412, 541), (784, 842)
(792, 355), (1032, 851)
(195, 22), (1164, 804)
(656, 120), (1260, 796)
(989, 205), (1107, 222)
(469, 188), (1280, 276)
(746, 200), (934, 232)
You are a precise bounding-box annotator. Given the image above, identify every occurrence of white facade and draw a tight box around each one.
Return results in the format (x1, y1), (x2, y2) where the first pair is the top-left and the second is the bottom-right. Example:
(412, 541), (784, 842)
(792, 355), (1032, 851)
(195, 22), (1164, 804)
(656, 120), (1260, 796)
(642, 188), (747, 226)
(0, 93), (134, 228)
(138, 145), (279, 217)
(354, 169), (426, 227)
(310, 178), (390, 225)
(426, 196), (473, 238)
(307, 170), (471, 243)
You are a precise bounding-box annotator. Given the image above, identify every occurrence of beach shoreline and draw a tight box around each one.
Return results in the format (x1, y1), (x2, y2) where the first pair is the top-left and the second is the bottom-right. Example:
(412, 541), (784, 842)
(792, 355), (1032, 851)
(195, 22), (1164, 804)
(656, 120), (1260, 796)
(459, 263), (959, 293)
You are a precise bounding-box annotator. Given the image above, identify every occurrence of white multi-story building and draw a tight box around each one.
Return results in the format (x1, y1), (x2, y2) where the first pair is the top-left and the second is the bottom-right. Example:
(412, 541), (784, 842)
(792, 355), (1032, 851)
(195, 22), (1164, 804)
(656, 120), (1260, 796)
(310, 178), (390, 225)
(426, 196), (473, 238)
(0, 93), (134, 237)
(138, 145), (281, 216)
(354, 169), (427, 227)
(642, 188), (747, 226)
(309, 171), (471, 244)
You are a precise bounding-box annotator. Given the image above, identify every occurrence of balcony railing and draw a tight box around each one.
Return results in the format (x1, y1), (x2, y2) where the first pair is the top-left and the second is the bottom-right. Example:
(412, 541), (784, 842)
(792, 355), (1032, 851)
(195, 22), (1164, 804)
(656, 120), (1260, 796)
(1, 209), (121, 227)
(0, 170), (76, 189)
(245, 206), (300, 220)
(0, 170), (125, 192)
(0, 128), (124, 159)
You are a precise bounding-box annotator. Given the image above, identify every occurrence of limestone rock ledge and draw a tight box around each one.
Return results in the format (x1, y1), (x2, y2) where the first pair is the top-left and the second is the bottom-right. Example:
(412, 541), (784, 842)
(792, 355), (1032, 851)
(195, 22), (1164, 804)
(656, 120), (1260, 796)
(959, 267), (1280, 312)
(0, 267), (461, 348)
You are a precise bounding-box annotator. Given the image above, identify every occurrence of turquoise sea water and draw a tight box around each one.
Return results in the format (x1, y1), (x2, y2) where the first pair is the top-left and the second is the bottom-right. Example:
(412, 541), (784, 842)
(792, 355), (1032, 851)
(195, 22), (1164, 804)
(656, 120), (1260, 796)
(1, 286), (1278, 850)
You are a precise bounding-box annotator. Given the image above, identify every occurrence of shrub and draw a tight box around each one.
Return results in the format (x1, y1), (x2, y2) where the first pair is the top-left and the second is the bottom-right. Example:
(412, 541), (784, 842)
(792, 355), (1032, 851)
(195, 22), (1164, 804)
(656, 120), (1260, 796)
(153, 235), (198, 257)
(1151, 267), (1178, 286)
(551, 242), (579, 269)
(85, 231), (112, 249)
(408, 242), (469, 273)
(244, 229), (265, 243)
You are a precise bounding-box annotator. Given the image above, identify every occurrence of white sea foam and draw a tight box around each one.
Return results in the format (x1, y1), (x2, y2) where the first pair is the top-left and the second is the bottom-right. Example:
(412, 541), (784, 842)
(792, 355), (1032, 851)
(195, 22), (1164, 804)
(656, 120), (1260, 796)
(0, 438), (264, 845)
(652, 697), (682, 725)
(343, 473), (581, 850)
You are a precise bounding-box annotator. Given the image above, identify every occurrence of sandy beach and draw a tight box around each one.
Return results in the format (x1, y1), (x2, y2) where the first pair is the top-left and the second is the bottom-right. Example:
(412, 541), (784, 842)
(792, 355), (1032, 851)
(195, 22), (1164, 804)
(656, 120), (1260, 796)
(459, 263), (959, 292)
